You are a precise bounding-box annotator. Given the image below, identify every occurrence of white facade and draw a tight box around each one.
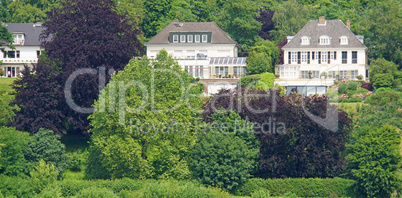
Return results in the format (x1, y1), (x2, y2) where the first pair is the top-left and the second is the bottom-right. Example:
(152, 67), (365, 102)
(144, 21), (246, 95)
(276, 18), (369, 95)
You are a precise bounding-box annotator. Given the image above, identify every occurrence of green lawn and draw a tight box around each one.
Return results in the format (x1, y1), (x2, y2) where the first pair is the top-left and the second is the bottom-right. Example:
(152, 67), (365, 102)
(0, 77), (17, 86)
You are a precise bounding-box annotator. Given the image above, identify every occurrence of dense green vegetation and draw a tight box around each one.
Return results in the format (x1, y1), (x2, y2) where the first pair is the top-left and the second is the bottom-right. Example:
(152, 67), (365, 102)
(0, 0), (401, 197)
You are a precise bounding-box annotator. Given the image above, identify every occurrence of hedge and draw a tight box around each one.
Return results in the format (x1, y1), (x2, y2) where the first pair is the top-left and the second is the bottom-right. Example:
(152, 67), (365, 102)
(238, 72), (275, 90)
(235, 178), (361, 197)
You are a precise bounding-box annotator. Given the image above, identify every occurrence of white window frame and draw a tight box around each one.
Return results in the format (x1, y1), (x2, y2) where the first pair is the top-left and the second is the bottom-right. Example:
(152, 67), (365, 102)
(187, 35), (193, 43)
(278, 66), (297, 78)
(291, 52), (297, 64)
(321, 52), (328, 63)
(195, 35), (200, 43)
(202, 34), (207, 42)
(351, 70), (358, 79)
(340, 36), (348, 45)
(180, 35), (186, 43)
(13, 34), (24, 45)
(315, 51), (319, 60)
(173, 35), (178, 43)
(301, 37), (310, 45)
(319, 36), (330, 45)
(330, 51), (334, 59)
(301, 52), (308, 63)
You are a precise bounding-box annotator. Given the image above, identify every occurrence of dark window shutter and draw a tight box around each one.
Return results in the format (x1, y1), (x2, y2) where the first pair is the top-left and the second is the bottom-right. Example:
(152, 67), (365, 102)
(307, 52), (310, 64)
(318, 52), (321, 64)
(312, 52), (315, 60)
(297, 52), (301, 64)
(334, 51), (337, 59)
(288, 52), (291, 64)
(328, 51), (331, 64)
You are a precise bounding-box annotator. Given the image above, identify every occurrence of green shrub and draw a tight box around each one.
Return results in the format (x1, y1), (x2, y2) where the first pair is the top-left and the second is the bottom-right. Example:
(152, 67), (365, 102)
(190, 132), (258, 191)
(26, 128), (70, 175)
(137, 180), (213, 198)
(30, 159), (59, 194)
(235, 178), (358, 197)
(372, 73), (394, 88)
(76, 186), (118, 198)
(33, 186), (63, 198)
(0, 175), (32, 198)
(0, 127), (32, 176)
(365, 91), (401, 106)
(238, 74), (261, 88)
(346, 125), (401, 197)
(338, 83), (348, 94)
(251, 188), (271, 198)
(347, 81), (359, 91)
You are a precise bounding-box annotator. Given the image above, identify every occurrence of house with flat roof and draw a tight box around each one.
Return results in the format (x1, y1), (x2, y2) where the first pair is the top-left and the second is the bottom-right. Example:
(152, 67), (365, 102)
(275, 16), (368, 95)
(144, 20), (246, 95)
(1, 22), (44, 77)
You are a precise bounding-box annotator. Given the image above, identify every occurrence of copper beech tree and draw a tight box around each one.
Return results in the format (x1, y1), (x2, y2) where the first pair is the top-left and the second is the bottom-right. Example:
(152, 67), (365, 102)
(11, 0), (143, 135)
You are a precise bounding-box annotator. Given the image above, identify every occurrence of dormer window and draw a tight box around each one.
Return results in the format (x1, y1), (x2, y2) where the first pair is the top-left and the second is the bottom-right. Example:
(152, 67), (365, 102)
(340, 36), (348, 45)
(301, 36), (310, 45)
(180, 35), (186, 43)
(13, 34), (24, 45)
(202, 35), (207, 42)
(173, 35), (178, 43)
(188, 35), (193, 42)
(319, 36), (330, 45)
(195, 35), (200, 43)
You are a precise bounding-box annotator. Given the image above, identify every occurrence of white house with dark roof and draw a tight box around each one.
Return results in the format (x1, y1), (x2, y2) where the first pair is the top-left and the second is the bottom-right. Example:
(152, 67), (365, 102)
(144, 20), (247, 95)
(275, 16), (369, 95)
(1, 22), (44, 77)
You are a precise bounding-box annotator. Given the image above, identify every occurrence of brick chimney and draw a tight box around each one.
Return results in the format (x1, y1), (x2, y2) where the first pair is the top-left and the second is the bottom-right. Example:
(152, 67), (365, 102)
(319, 16), (325, 24)
(346, 19), (351, 29)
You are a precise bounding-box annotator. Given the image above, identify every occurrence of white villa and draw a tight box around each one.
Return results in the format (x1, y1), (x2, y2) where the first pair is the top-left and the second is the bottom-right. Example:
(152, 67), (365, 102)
(1, 22), (44, 77)
(144, 20), (246, 95)
(275, 16), (369, 95)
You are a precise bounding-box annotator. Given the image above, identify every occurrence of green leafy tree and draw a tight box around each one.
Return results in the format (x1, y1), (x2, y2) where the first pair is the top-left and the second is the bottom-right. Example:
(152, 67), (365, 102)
(346, 125), (401, 197)
(30, 159), (59, 194)
(215, 0), (261, 49)
(0, 79), (18, 126)
(0, 23), (13, 50)
(271, 0), (309, 42)
(87, 50), (204, 179)
(246, 51), (271, 74)
(0, 127), (31, 176)
(189, 132), (258, 191)
(25, 128), (70, 175)
(250, 39), (280, 72)
(370, 58), (399, 88)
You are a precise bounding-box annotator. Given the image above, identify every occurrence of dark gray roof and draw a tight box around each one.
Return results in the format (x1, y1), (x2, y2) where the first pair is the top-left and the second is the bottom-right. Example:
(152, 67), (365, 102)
(4, 23), (44, 46)
(282, 20), (367, 49)
(145, 20), (237, 45)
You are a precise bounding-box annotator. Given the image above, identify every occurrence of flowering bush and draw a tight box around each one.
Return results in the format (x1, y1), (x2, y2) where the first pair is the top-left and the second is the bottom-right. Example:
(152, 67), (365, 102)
(366, 91), (373, 96)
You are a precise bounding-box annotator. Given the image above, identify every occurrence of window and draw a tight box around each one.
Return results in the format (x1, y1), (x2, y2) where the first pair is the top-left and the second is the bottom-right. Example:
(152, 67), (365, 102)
(3, 50), (20, 58)
(340, 71), (347, 78)
(330, 51), (334, 59)
(233, 66), (246, 77)
(315, 51), (319, 60)
(180, 35), (186, 43)
(321, 51), (328, 63)
(215, 66), (228, 78)
(312, 71), (319, 78)
(291, 52), (297, 63)
(186, 50), (195, 59)
(187, 35), (193, 43)
(301, 71), (309, 79)
(13, 34), (24, 45)
(188, 65), (203, 78)
(36, 50), (43, 58)
(173, 35), (178, 43)
(352, 51), (357, 64)
(351, 70), (358, 79)
(301, 52), (307, 63)
(319, 36), (330, 45)
(301, 37), (310, 45)
(202, 35), (207, 42)
(340, 36), (348, 45)
(195, 35), (200, 43)
(277, 66), (297, 78)
(342, 51), (347, 64)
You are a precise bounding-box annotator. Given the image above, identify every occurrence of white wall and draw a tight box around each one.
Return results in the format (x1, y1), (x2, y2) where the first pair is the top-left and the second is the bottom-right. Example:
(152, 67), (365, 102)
(146, 44), (237, 59)
(1, 46), (42, 64)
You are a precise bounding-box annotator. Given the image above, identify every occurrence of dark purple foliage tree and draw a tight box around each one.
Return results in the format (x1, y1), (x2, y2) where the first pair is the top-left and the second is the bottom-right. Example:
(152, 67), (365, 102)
(256, 9), (276, 40)
(276, 38), (287, 65)
(11, 0), (143, 135)
(202, 89), (352, 178)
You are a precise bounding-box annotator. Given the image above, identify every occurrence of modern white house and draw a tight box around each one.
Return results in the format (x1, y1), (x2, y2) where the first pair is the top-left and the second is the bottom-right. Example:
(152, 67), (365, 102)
(144, 20), (246, 94)
(275, 16), (368, 95)
(0, 22), (44, 77)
